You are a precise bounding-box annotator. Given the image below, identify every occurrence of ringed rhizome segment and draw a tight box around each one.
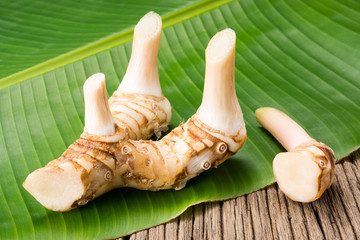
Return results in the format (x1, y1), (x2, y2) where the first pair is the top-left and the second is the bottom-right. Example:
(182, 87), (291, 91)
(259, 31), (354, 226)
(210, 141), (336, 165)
(106, 28), (246, 193)
(255, 107), (335, 202)
(23, 28), (246, 212)
(23, 74), (125, 211)
(109, 11), (172, 140)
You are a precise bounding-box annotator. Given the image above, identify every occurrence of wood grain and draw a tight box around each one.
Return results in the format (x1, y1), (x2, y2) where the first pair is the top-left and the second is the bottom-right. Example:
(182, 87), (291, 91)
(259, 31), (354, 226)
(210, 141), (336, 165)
(120, 150), (360, 240)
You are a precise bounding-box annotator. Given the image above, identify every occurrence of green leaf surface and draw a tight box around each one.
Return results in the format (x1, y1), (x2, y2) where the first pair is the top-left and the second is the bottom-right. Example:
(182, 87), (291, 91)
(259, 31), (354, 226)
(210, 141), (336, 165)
(1, 0), (360, 239)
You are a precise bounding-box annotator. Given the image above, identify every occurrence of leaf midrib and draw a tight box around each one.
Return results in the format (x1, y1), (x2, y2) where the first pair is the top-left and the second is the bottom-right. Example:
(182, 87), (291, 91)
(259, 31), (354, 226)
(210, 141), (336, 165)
(0, 0), (233, 90)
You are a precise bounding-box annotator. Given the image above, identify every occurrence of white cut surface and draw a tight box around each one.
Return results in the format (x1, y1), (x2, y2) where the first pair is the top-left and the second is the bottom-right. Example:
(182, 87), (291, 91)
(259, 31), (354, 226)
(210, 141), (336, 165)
(206, 29), (235, 63)
(273, 152), (320, 202)
(23, 163), (84, 211)
(134, 11), (162, 41)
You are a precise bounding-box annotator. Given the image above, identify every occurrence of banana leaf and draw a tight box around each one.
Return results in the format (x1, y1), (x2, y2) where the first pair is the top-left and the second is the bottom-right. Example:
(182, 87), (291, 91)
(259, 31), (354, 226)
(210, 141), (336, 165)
(1, 0), (359, 239)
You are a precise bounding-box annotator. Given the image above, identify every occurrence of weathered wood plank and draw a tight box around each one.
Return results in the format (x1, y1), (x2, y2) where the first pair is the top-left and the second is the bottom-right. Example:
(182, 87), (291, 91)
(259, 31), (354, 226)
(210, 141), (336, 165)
(178, 208), (193, 240)
(165, 219), (178, 240)
(124, 151), (360, 240)
(148, 224), (165, 240)
(267, 185), (293, 240)
(204, 202), (222, 240)
(285, 195), (309, 239)
(340, 162), (360, 239)
(252, 190), (274, 239)
(221, 199), (236, 240)
(324, 168), (356, 239)
(129, 229), (147, 240)
(235, 195), (254, 239)
(193, 204), (205, 239)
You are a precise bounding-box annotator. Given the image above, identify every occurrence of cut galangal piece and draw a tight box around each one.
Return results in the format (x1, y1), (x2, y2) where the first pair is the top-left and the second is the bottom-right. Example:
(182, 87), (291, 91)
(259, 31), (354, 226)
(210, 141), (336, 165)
(23, 28), (246, 211)
(108, 11), (171, 140)
(24, 73), (126, 211)
(255, 107), (335, 202)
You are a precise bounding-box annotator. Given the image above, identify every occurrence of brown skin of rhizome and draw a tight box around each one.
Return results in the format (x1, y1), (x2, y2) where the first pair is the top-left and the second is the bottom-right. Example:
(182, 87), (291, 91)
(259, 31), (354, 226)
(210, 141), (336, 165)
(68, 115), (245, 209)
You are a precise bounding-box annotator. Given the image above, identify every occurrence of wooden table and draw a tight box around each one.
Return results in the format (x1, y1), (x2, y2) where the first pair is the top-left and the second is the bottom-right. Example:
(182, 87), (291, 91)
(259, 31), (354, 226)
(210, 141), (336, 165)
(121, 150), (360, 240)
